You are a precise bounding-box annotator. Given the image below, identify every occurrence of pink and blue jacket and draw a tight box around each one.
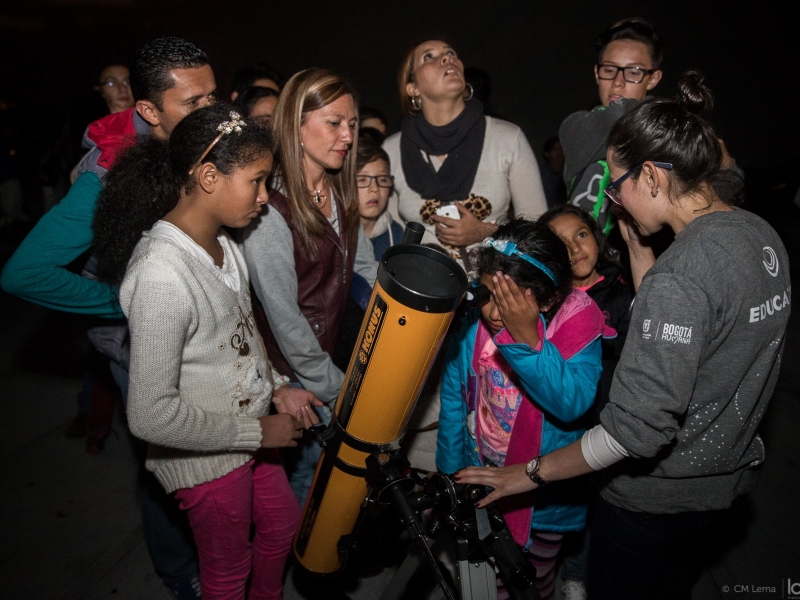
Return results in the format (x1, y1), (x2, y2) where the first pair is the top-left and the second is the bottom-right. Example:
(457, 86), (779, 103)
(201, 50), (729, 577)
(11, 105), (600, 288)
(436, 289), (614, 547)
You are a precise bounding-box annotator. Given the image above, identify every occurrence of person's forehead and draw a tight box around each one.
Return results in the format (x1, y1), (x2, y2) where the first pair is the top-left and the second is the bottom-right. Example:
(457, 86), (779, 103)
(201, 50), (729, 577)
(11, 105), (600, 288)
(252, 78), (280, 92)
(166, 65), (215, 94)
(600, 39), (652, 65)
(100, 65), (128, 78)
(416, 40), (452, 55)
(360, 158), (390, 172)
(314, 95), (356, 118)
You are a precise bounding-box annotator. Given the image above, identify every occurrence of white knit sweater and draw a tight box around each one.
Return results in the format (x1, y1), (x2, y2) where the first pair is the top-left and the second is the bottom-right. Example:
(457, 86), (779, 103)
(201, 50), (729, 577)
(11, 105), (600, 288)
(120, 232), (285, 493)
(383, 116), (548, 273)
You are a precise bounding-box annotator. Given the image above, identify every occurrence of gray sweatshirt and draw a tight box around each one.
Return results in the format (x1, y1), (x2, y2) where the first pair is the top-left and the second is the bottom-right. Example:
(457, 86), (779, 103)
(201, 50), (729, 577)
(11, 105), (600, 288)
(600, 209), (790, 513)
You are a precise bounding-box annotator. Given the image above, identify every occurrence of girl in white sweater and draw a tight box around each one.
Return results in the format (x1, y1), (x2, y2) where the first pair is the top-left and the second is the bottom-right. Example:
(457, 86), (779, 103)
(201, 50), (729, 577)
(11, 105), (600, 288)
(93, 104), (322, 600)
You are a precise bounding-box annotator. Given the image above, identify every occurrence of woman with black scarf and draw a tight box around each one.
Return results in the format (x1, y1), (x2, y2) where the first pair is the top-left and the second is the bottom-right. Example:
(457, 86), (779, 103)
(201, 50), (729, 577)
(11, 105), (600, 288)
(383, 39), (547, 279)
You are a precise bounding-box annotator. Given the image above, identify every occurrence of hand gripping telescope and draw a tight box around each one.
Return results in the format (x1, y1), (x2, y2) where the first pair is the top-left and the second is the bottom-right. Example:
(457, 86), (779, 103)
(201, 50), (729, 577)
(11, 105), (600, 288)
(293, 223), (468, 574)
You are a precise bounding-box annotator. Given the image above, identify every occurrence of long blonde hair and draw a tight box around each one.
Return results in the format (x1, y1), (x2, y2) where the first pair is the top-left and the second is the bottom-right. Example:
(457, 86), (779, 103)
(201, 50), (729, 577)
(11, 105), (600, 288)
(271, 68), (359, 256)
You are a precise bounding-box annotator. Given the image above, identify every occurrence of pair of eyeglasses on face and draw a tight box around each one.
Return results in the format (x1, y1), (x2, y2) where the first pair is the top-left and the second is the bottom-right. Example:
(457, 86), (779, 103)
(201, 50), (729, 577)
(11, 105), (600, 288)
(596, 64), (656, 84)
(100, 78), (130, 88)
(356, 175), (394, 188)
(605, 162), (673, 205)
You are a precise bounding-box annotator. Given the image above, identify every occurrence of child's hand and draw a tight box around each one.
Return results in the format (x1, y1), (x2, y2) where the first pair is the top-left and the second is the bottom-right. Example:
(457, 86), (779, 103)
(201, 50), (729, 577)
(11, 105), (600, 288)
(272, 386), (324, 429)
(259, 414), (303, 448)
(492, 272), (542, 348)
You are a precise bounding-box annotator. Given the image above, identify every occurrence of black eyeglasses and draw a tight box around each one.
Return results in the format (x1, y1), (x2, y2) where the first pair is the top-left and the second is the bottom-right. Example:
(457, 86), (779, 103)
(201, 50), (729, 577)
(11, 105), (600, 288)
(605, 162), (673, 205)
(596, 64), (656, 84)
(356, 175), (394, 188)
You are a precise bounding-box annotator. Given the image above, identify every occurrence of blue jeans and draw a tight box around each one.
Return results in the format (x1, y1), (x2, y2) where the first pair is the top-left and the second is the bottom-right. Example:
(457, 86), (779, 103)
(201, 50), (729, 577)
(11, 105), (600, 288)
(587, 496), (720, 600)
(110, 361), (199, 587)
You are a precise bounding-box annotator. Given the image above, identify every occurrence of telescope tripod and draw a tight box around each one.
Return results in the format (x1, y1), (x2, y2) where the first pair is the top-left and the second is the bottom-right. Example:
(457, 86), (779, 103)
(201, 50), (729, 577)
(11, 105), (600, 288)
(364, 456), (541, 600)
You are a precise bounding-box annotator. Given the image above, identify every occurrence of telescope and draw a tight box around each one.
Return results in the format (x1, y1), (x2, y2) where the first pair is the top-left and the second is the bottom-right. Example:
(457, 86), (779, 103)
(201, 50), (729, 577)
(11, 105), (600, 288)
(293, 222), (467, 573)
(292, 223), (540, 600)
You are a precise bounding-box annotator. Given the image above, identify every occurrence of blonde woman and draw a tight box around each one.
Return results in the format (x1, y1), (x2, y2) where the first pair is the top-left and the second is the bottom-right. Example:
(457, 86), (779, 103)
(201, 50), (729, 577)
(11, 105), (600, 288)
(241, 68), (378, 503)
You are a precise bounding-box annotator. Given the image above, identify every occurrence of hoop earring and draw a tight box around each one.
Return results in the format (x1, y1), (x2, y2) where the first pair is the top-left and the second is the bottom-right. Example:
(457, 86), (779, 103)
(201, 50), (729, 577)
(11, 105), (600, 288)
(464, 83), (474, 102)
(411, 95), (421, 111)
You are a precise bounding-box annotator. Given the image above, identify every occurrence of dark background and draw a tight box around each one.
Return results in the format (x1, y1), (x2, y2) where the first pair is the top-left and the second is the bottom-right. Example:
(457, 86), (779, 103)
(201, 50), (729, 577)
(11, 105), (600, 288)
(3, 2), (799, 162)
(1, 1), (799, 226)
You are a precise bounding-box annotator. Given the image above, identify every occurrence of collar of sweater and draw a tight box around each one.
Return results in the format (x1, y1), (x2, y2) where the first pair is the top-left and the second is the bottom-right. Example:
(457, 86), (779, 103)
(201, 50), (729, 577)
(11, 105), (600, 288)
(367, 211), (394, 239)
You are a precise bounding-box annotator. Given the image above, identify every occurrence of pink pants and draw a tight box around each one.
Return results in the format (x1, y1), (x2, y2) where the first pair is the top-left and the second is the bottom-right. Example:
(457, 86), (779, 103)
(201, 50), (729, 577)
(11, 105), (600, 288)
(175, 452), (300, 600)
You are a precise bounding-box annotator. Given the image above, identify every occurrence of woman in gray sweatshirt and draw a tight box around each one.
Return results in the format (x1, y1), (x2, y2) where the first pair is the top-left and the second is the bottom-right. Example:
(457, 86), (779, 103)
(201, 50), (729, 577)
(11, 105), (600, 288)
(456, 72), (791, 600)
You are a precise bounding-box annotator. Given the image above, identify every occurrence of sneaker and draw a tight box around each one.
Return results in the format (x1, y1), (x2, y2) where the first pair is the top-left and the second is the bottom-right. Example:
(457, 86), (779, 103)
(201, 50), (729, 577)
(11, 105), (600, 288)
(168, 575), (201, 600)
(561, 580), (587, 600)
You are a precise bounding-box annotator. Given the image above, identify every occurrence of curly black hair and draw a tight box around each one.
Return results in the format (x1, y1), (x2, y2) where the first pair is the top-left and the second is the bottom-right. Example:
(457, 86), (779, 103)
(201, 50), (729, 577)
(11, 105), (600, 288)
(93, 103), (272, 282)
(476, 218), (573, 321)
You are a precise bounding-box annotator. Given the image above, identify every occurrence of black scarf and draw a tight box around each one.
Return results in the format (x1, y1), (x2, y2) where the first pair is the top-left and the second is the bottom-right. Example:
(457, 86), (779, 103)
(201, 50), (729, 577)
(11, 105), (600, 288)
(400, 99), (486, 202)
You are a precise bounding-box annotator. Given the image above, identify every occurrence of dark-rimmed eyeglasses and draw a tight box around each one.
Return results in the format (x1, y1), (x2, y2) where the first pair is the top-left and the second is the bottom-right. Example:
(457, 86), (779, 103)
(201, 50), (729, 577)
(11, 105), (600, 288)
(605, 162), (673, 205)
(356, 174), (394, 188)
(596, 64), (656, 84)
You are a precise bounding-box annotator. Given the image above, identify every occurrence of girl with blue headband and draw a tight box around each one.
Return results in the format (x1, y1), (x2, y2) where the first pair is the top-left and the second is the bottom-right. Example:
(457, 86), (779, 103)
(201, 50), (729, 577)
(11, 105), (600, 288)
(436, 217), (614, 600)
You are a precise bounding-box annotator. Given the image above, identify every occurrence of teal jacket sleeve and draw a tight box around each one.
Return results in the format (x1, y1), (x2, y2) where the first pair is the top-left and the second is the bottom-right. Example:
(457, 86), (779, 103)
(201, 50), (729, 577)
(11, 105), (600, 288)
(436, 316), (478, 474)
(497, 334), (602, 424)
(0, 171), (124, 318)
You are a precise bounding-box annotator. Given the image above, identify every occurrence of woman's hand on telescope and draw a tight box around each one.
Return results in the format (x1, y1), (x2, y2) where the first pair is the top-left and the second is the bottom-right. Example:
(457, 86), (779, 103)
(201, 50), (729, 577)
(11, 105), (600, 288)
(454, 463), (537, 508)
(273, 386), (324, 429)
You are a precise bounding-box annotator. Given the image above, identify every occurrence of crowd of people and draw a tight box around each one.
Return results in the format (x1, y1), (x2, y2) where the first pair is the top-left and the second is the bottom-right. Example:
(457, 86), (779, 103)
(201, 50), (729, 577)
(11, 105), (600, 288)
(0, 15), (790, 600)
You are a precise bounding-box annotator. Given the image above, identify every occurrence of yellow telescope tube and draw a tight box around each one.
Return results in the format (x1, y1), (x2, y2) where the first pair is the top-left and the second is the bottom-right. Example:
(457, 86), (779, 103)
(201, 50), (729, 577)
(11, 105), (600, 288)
(293, 240), (467, 574)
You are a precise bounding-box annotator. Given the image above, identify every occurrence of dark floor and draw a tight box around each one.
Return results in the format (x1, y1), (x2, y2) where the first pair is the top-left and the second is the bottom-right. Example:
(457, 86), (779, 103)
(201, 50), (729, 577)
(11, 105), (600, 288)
(1, 250), (799, 600)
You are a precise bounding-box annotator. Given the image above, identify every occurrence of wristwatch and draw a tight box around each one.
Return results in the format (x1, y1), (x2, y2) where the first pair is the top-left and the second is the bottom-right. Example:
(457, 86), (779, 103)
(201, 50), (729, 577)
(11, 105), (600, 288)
(525, 456), (549, 486)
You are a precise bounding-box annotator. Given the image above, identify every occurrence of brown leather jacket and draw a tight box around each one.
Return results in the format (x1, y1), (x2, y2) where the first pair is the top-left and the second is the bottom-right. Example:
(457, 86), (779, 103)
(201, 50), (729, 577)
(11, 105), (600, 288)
(252, 188), (357, 380)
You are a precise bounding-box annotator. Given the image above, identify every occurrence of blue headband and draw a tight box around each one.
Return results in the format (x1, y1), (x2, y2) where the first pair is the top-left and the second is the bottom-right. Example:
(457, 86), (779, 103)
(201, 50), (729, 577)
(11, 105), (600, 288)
(482, 237), (558, 284)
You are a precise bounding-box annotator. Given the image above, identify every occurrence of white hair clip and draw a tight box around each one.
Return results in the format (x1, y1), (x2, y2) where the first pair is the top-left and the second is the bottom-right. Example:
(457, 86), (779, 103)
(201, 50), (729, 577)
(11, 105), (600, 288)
(188, 111), (247, 175)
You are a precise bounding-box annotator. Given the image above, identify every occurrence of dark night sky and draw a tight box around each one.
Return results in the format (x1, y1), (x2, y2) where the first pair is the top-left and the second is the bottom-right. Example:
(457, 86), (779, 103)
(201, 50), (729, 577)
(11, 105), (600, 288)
(1, 0), (799, 169)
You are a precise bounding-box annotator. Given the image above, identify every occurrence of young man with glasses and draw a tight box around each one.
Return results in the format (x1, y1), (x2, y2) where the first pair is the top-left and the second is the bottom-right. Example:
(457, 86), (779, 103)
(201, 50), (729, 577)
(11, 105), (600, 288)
(559, 18), (663, 238)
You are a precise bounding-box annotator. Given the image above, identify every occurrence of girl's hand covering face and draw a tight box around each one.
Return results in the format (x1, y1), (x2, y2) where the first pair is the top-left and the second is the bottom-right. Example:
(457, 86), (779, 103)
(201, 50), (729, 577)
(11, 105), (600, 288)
(492, 272), (541, 347)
